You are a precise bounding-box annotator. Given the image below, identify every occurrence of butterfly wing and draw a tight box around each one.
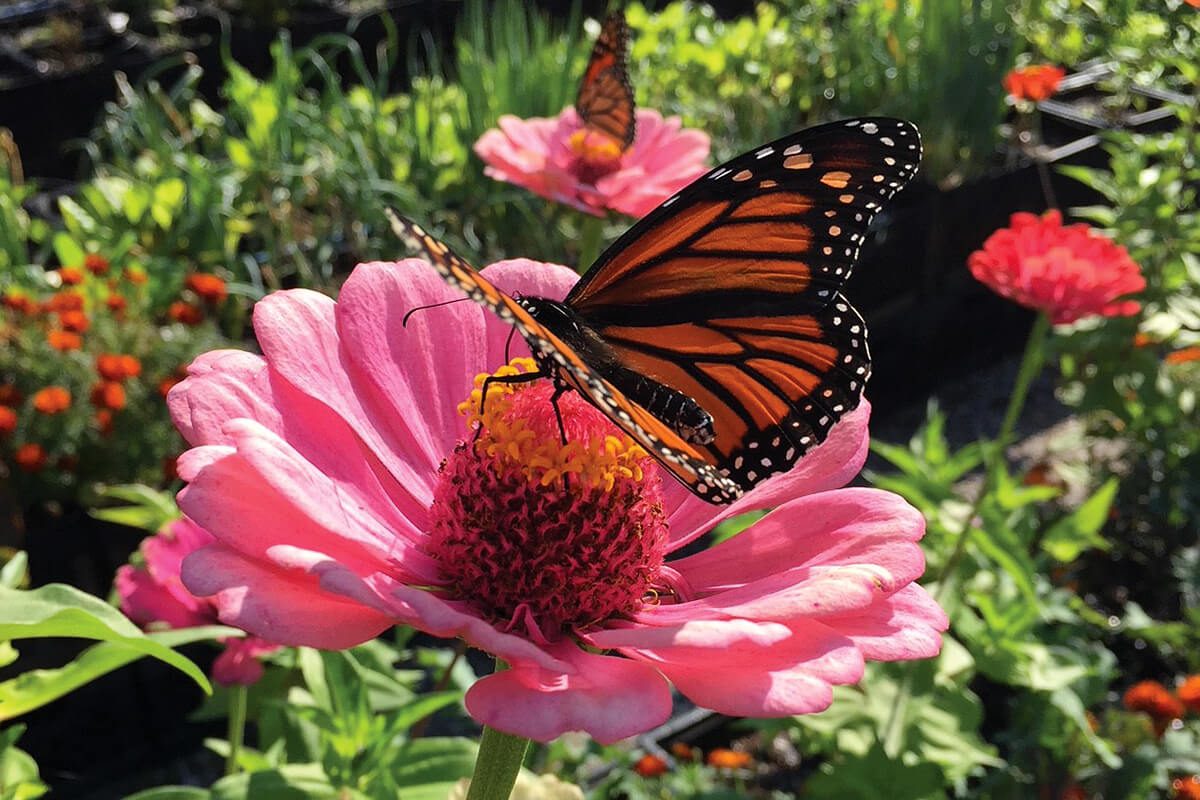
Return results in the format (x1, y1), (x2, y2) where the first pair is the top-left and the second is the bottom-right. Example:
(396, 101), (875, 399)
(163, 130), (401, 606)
(565, 118), (921, 493)
(576, 12), (636, 151)
(385, 210), (743, 501)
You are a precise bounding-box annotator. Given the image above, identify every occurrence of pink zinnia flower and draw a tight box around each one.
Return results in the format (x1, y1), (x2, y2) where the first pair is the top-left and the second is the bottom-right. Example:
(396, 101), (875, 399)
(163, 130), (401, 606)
(968, 210), (1145, 325)
(168, 260), (947, 743)
(473, 108), (710, 218)
(116, 517), (281, 686)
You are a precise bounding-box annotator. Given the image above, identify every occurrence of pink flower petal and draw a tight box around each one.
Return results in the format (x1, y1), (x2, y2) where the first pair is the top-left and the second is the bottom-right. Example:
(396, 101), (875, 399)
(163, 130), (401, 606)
(211, 637), (279, 686)
(465, 642), (671, 744)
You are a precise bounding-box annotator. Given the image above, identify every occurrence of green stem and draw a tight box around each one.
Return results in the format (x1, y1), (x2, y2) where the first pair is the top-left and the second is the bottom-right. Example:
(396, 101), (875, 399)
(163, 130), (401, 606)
(225, 683), (249, 776)
(465, 726), (530, 800)
(576, 213), (606, 273)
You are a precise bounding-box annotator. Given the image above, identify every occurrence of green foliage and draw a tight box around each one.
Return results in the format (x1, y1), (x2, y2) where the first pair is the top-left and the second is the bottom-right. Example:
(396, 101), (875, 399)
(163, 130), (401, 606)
(0, 725), (48, 800)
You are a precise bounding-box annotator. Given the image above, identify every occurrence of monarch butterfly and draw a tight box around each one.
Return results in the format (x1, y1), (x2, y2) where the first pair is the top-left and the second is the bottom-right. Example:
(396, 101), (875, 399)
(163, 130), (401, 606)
(390, 117), (921, 503)
(575, 11), (636, 151)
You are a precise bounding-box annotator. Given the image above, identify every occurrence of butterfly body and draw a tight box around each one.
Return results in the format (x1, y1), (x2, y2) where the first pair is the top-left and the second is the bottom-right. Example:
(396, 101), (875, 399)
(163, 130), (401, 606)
(391, 116), (922, 504)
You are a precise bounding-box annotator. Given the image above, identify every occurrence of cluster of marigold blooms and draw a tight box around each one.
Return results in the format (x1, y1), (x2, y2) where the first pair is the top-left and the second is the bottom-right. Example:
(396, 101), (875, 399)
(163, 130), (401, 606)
(1122, 676), (1200, 799)
(1, 255), (225, 475)
(633, 743), (754, 778)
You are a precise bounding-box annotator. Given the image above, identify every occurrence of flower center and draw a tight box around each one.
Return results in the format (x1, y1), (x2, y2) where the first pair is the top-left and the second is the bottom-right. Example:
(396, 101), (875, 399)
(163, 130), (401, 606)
(567, 128), (625, 184)
(427, 358), (669, 642)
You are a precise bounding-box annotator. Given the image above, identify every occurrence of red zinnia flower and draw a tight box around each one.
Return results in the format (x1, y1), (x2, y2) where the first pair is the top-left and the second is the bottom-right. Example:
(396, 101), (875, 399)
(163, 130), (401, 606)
(1004, 64), (1066, 102)
(90, 381), (126, 412)
(706, 749), (753, 769)
(32, 386), (71, 415)
(0, 406), (16, 437)
(15, 443), (47, 473)
(1124, 680), (1185, 721)
(168, 301), (204, 326)
(1177, 675), (1200, 714)
(0, 384), (21, 406)
(44, 290), (84, 312)
(47, 330), (83, 351)
(106, 294), (128, 313)
(185, 273), (228, 304)
(58, 310), (90, 333)
(124, 266), (149, 285)
(84, 254), (110, 276)
(634, 754), (668, 777)
(58, 266), (85, 286)
(968, 210), (1145, 324)
(1174, 776), (1200, 800)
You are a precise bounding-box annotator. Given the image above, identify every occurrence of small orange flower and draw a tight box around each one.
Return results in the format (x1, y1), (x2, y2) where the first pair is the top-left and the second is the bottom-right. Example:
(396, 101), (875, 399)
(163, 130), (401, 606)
(32, 386), (71, 415)
(96, 354), (142, 381)
(0, 406), (16, 437)
(106, 294), (128, 313)
(1177, 675), (1200, 715)
(1185, 0), (1200, 8)
(44, 290), (84, 312)
(168, 301), (205, 325)
(0, 384), (21, 406)
(158, 368), (188, 398)
(95, 408), (115, 436)
(47, 329), (83, 351)
(1165, 347), (1200, 365)
(2, 289), (37, 315)
(58, 266), (85, 285)
(705, 749), (753, 769)
(1173, 776), (1200, 800)
(14, 443), (47, 473)
(670, 742), (694, 761)
(90, 381), (126, 412)
(1004, 64), (1066, 102)
(124, 266), (148, 285)
(1124, 680), (1185, 721)
(633, 754), (668, 778)
(58, 309), (90, 333)
(1132, 332), (1154, 348)
(119, 355), (142, 378)
(185, 273), (228, 304)
(83, 254), (110, 276)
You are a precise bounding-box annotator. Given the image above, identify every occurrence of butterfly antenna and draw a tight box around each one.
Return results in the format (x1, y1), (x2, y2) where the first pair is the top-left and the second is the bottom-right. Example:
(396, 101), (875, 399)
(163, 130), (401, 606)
(503, 325), (517, 363)
(402, 297), (471, 328)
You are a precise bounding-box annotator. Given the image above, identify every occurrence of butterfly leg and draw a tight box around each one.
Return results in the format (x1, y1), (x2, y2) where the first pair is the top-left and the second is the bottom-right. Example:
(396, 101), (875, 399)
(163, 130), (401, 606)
(474, 369), (545, 443)
(548, 380), (572, 492)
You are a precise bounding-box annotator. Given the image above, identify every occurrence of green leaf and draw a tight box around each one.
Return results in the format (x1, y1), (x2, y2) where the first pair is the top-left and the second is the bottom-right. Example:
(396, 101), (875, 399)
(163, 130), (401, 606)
(1, 552), (28, 589)
(121, 788), (211, 800)
(55, 196), (95, 236)
(50, 233), (84, 269)
(1040, 478), (1117, 562)
(0, 585), (215, 719)
(391, 737), (478, 792)
(804, 741), (946, 800)
(0, 724), (48, 800)
(210, 764), (369, 800)
(89, 484), (181, 533)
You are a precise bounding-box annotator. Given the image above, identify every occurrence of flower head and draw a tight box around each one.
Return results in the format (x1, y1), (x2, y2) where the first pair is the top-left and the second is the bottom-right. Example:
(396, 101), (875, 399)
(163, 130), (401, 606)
(95, 409), (115, 436)
(0, 406), (16, 437)
(117, 517), (281, 686)
(968, 210), (1145, 324)
(58, 266), (85, 286)
(1124, 680), (1185, 721)
(90, 381), (126, 411)
(168, 260), (946, 743)
(14, 443), (47, 473)
(2, 289), (37, 315)
(32, 386), (71, 415)
(44, 290), (84, 313)
(474, 109), (710, 218)
(169, 301), (205, 326)
(185, 273), (228, 305)
(125, 266), (149, 286)
(1177, 675), (1200, 714)
(634, 754), (669, 777)
(1005, 65), (1066, 102)
(106, 294), (128, 313)
(706, 749), (753, 769)
(84, 254), (110, 276)
(97, 354), (142, 381)
(58, 310), (90, 333)
(0, 385), (22, 406)
(47, 330), (83, 352)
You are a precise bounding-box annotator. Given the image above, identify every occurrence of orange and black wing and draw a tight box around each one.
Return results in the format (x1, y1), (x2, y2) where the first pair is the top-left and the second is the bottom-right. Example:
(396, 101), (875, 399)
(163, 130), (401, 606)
(565, 118), (922, 494)
(386, 210), (741, 501)
(576, 11), (636, 151)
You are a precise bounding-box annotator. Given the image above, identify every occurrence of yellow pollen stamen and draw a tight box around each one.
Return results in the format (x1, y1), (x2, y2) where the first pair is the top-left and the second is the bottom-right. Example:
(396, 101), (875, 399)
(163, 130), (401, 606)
(567, 129), (624, 164)
(460, 358), (649, 491)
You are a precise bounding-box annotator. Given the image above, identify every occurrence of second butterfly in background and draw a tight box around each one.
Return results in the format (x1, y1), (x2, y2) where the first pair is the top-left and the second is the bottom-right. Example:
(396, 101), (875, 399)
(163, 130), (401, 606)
(473, 11), (711, 219)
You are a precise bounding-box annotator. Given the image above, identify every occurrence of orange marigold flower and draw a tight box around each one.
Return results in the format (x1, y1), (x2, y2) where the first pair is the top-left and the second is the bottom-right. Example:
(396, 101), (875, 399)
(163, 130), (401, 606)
(96, 354), (142, 381)
(90, 381), (126, 412)
(119, 355), (142, 378)
(44, 290), (84, 312)
(1177, 675), (1200, 715)
(106, 294), (128, 313)
(124, 266), (148, 285)
(58, 266), (85, 285)
(634, 754), (668, 778)
(58, 310), (90, 333)
(1124, 680), (1185, 720)
(169, 301), (204, 325)
(83, 254), (110, 275)
(95, 408), (115, 436)
(185, 273), (228, 304)
(1004, 64), (1066, 102)
(158, 370), (187, 398)
(0, 384), (21, 406)
(706, 749), (753, 769)
(0, 406), (16, 437)
(2, 289), (38, 315)
(47, 329), (83, 351)
(1132, 332), (1153, 348)
(14, 443), (47, 472)
(32, 386), (71, 415)
(1165, 347), (1200, 365)
(1173, 776), (1200, 800)
(670, 742), (694, 761)
(1185, 0), (1200, 8)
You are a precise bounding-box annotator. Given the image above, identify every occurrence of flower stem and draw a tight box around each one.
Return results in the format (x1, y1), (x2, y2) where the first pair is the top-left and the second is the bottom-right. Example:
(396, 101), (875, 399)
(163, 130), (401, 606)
(465, 726), (530, 800)
(576, 214), (607, 273)
(935, 311), (1051, 604)
(225, 683), (249, 776)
